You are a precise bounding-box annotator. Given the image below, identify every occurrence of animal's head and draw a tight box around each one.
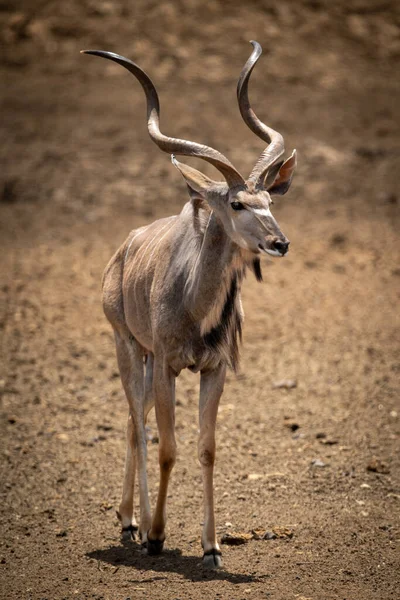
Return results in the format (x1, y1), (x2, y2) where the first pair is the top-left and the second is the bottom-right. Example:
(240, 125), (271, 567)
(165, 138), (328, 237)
(82, 41), (296, 259)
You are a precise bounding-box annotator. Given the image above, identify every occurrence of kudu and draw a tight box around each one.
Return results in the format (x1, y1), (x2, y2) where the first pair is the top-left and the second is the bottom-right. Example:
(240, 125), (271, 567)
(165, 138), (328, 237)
(82, 41), (296, 568)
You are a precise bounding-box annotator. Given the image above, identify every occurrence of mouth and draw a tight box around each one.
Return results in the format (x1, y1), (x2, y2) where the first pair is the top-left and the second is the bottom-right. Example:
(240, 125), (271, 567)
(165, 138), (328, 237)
(258, 244), (285, 257)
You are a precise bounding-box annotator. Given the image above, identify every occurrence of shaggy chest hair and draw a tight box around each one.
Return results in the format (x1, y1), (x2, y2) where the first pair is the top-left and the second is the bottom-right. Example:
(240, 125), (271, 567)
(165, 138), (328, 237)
(199, 258), (244, 371)
(198, 254), (263, 371)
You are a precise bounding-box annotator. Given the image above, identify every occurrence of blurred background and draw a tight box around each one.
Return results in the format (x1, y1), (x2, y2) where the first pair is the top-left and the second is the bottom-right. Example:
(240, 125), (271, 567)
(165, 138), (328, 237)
(1, 1), (399, 599)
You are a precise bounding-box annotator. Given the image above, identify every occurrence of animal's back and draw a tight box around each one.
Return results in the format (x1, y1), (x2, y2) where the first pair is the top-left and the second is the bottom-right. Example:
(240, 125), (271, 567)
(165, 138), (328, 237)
(102, 216), (178, 349)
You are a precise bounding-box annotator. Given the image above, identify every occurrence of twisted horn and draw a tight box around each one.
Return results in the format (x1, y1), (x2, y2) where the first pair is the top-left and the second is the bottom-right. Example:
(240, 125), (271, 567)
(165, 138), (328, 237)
(237, 41), (285, 187)
(81, 50), (245, 189)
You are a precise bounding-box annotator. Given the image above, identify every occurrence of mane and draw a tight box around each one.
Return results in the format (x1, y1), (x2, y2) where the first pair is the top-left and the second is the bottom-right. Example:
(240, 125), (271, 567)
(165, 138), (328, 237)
(202, 270), (244, 371)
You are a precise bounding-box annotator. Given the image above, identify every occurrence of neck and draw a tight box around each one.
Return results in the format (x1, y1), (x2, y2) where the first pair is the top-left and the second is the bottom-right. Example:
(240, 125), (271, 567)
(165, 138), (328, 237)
(184, 210), (245, 327)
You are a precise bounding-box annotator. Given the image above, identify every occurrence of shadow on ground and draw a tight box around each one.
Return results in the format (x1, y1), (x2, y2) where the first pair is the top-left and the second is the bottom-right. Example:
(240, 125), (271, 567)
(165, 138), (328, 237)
(87, 542), (270, 584)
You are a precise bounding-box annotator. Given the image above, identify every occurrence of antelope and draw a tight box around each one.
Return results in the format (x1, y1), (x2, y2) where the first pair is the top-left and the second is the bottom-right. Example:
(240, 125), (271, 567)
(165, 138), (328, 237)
(82, 41), (296, 568)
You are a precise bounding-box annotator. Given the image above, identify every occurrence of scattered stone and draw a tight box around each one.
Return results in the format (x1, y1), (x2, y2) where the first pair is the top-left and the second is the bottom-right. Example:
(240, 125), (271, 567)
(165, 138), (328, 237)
(319, 438), (338, 445)
(252, 529), (267, 540)
(311, 458), (327, 468)
(97, 424), (113, 431)
(367, 457), (390, 474)
(248, 473), (264, 481)
(284, 417), (300, 432)
(56, 529), (68, 537)
(7, 416), (17, 424)
(272, 379), (297, 390)
(270, 526), (294, 539)
(316, 432), (326, 439)
(262, 526), (294, 540)
(221, 532), (252, 546)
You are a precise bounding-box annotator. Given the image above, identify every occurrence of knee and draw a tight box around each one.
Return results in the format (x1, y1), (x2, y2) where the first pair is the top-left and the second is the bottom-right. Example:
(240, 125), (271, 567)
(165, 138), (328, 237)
(159, 444), (176, 472)
(198, 444), (215, 468)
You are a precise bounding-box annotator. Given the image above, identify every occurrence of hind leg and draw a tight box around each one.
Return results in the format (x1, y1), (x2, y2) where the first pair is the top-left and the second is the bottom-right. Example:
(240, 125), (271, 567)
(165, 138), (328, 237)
(118, 413), (139, 540)
(115, 331), (152, 543)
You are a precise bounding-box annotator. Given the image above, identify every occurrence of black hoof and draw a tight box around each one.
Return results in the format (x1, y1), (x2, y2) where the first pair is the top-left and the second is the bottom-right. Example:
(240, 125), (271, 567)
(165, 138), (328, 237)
(121, 523), (138, 542)
(202, 548), (222, 569)
(147, 535), (164, 556)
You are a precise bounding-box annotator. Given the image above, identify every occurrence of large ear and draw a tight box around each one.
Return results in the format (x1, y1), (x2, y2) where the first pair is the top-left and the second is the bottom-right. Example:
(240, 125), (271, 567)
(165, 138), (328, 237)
(266, 149), (297, 195)
(171, 155), (220, 200)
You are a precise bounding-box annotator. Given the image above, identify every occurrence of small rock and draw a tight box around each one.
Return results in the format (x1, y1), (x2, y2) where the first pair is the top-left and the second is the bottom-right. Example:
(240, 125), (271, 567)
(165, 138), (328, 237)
(271, 526), (294, 539)
(97, 424), (113, 431)
(252, 529), (266, 540)
(367, 457), (390, 474)
(320, 438), (338, 446)
(248, 473), (264, 481)
(55, 529), (68, 537)
(284, 417), (300, 432)
(316, 432), (326, 439)
(272, 379), (297, 390)
(311, 458), (327, 468)
(221, 532), (252, 546)
(360, 483), (371, 489)
(262, 526), (294, 540)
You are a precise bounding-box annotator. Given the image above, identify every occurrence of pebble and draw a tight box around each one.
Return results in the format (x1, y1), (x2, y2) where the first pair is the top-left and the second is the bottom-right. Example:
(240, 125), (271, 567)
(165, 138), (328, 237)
(367, 457), (390, 474)
(311, 458), (327, 468)
(284, 418), (300, 432)
(272, 379), (297, 389)
(248, 473), (264, 480)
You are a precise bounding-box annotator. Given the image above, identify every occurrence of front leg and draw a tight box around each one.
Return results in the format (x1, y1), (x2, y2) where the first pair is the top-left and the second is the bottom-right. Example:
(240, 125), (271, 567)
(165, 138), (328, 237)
(199, 363), (226, 568)
(147, 357), (176, 555)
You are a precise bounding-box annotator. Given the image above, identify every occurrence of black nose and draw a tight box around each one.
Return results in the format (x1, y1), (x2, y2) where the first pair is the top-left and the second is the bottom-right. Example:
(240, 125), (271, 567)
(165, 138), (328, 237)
(273, 239), (290, 255)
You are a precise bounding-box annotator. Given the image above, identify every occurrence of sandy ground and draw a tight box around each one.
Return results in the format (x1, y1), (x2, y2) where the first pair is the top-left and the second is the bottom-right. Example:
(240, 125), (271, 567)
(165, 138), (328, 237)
(1, 1), (399, 599)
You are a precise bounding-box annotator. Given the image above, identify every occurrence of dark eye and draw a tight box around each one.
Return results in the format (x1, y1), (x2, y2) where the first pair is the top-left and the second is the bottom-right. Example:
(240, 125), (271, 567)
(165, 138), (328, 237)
(231, 201), (245, 211)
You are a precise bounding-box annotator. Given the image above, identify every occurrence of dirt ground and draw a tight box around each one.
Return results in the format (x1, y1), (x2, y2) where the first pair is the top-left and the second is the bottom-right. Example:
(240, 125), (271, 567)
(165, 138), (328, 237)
(1, 1), (399, 599)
